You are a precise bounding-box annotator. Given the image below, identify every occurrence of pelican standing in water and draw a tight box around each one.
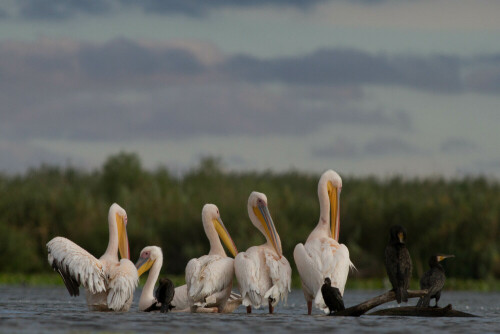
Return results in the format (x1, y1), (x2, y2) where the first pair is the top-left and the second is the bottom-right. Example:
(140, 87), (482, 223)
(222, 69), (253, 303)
(235, 192), (292, 314)
(293, 170), (354, 314)
(47, 203), (138, 311)
(136, 245), (242, 313)
(185, 204), (239, 313)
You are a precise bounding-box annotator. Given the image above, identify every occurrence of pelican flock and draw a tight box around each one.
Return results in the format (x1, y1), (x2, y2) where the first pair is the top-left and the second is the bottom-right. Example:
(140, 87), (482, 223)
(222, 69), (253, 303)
(45, 171), (364, 315)
(47, 203), (138, 311)
(293, 170), (354, 314)
(234, 192), (292, 314)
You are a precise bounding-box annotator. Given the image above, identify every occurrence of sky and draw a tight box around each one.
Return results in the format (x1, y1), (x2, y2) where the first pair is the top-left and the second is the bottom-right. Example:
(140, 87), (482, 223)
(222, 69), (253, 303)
(1, 0), (500, 177)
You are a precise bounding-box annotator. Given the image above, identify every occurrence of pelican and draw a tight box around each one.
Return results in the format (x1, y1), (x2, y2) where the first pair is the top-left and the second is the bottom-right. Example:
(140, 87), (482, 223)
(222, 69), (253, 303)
(136, 245), (242, 313)
(293, 170), (354, 314)
(185, 204), (239, 313)
(234, 191), (291, 314)
(47, 203), (138, 311)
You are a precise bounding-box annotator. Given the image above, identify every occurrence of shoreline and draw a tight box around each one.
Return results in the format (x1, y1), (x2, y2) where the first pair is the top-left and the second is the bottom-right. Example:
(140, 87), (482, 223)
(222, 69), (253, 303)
(1, 273), (498, 292)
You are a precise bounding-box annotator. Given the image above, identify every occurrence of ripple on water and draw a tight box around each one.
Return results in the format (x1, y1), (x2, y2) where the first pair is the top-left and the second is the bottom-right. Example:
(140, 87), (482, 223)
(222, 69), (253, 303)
(0, 287), (498, 334)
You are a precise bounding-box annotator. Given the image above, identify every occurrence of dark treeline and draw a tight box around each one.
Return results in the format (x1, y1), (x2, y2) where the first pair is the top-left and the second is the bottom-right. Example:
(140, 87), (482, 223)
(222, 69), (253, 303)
(0, 152), (498, 281)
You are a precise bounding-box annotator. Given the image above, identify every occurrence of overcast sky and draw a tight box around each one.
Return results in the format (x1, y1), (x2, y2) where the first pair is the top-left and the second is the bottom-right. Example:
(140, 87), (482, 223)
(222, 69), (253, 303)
(1, 0), (500, 177)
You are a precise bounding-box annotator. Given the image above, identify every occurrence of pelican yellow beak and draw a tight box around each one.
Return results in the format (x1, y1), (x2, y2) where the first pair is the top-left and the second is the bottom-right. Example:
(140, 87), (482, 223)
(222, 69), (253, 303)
(437, 254), (455, 262)
(116, 213), (130, 260)
(328, 181), (341, 241)
(135, 257), (155, 277)
(253, 204), (282, 257)
(213, 217), (238, 257)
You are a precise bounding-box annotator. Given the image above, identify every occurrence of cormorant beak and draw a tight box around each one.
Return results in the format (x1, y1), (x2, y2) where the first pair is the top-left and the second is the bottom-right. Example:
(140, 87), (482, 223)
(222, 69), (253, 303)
(116, 214), (130, 260)
(397, 232), (405, 244)
(135, 256), (155, 277)
(253, 203), (282, 257)
(213, 217), (238, 257)
(328, 181), (341, 242)
(437, 254), (454, 262)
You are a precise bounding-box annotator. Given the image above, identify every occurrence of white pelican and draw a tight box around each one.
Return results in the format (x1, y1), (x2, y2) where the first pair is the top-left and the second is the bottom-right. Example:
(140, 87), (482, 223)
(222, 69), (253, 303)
(234, 191), (291, 314)
(136, 245), (242, 313)
(185, 204), (239, 313)
(47, 203), (138, 311)
(293, 170), (354, 315)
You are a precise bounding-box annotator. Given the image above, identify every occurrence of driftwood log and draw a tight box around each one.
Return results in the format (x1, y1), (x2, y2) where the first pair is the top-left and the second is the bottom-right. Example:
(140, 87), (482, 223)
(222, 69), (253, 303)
(332, 290), (428, 317)
(331, 290), (477, 317)
(368, 304), (477, 317)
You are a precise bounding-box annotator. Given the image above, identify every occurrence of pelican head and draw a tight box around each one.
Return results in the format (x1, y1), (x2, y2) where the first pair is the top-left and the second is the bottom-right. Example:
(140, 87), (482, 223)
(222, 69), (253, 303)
(318, 170), (342, 241)
(135, 246), (163, 277)
(109, 203), (130, 260)
(202, 204), (238, 257)
(247, 191), (282, 257)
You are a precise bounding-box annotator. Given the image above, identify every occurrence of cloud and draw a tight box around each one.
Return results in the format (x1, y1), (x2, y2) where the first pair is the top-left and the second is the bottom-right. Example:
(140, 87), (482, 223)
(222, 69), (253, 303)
(0, 0), (335, 20)
(17, 0), (112, 20)
(363, 137), (422, 156)
(312, 139), (359, 158)
(0, 140), (70, 173)
(222, 49), (462, 93)
(0, 37), (498, 146)
(440, 137), (477, 153)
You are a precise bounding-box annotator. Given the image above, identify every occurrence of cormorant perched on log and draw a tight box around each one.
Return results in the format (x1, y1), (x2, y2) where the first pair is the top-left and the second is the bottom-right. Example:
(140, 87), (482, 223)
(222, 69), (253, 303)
(384, 225), (412, 304)
(145, 277), (175, 312)
(321, 277), (345, 314)
(417, 254), (454, 308)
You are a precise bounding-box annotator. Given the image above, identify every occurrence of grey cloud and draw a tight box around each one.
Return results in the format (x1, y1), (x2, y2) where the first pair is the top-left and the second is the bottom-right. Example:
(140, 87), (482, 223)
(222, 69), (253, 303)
(440, 138), (477, 153)
(312, 139), (359, 159)
(0, 39), (206, 93)
(0, 140), (71, 174)
(363, 137), (422, 156)
(1, 1), (400, 21)
(17, 0), (112, 20)
(222, 49), (462, 93)
(0, 0), (339, 20)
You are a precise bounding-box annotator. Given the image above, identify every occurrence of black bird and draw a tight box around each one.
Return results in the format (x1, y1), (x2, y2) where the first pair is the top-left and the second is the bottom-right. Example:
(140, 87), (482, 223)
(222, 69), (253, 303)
(384, 225), (412, 304)
(321, 277), (345, 314)
(145, 277), (175, 313)
(417, 254), (454, 308)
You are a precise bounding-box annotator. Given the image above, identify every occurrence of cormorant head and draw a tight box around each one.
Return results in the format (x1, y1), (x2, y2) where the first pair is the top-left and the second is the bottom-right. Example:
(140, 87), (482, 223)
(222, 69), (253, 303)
(429, 254), (454, 267)
(324, 277), (332, 285)
(389, 225), (407, 245)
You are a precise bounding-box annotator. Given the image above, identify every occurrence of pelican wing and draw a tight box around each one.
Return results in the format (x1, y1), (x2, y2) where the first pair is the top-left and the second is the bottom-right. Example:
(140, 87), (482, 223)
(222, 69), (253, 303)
(293, 242), (323, 300)
(234, 251), (262, 307)
(172, 284), (189, 310)
(186, 255), (234, 306)
(106, 259), (139, 311)
(47, 237), (106, 296)
(263, 251), (292, 306)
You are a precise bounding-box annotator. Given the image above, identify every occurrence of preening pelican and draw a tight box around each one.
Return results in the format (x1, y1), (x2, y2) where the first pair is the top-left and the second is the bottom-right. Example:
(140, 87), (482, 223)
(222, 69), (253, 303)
(47, 203), (138, 311)
(234, 192), (291, 314)
(185, 204), (239, 313)
(136, 245), (242, 313)
(293, 170), (354, 314)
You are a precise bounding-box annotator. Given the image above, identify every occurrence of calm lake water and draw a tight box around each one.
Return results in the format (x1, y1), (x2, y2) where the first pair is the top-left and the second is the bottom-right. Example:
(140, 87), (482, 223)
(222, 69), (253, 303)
(0, 286), (498, 333)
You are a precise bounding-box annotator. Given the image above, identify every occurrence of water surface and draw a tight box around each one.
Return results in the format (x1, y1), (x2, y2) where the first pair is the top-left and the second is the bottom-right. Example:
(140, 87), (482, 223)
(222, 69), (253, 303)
(1, 287), (498, 333)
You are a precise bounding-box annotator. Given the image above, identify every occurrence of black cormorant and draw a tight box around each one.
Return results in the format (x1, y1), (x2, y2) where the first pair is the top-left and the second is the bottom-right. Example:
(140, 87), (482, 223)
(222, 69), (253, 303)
(417, 254), (454, 308)
(145, 277), (175, 312)
(321, 277), (345, 314)
(384, 225), (412, 304)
